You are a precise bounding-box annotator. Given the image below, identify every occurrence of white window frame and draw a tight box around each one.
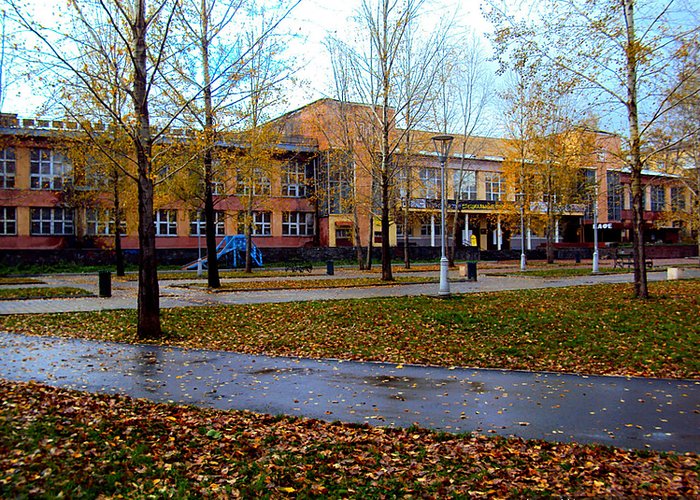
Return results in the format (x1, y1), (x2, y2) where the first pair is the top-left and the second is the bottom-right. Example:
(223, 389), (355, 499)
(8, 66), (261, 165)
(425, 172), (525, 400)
(30, 148), (70, 190)
(236, 168), (271, 196)
(282, 162), (307, 197)
(418, 167), (440, 199)
(282, 212), (314, 236)
(86, 208), (126, 236)
(189, 210), (225, 236)
(252, 211), (271, 236)
(30, 207), (74, 235)
(0, 148), (16, 189)
(484, 173), (503, 201)
(454, 170), (477, 200)
(155, 209), (178, 236)
(0, 207), (17, 235)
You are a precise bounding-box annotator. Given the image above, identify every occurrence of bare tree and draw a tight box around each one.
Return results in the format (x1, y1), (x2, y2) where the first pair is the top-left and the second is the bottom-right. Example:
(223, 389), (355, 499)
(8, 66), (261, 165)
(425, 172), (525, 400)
(10, 0), (194, 338)
(340, 0), (450, 280)
(485, 0), (700, 298)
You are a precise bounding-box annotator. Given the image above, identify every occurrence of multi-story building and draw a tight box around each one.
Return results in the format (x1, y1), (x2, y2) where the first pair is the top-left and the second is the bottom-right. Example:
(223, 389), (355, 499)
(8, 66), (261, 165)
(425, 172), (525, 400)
(0, 100), (694, 262)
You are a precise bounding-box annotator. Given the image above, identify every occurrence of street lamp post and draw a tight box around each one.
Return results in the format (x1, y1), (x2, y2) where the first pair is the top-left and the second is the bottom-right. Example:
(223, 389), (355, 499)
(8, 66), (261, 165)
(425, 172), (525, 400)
(516, 192), (526, 271)
(592, 185), (600, 273)
(432, 135), (454, 297)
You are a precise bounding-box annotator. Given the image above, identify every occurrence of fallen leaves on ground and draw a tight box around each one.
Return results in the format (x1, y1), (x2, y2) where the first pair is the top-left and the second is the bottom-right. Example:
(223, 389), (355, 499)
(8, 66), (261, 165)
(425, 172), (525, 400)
(1, 379), (697, 498)
(180, 276), (435, 291)
(1, 280), (697, 379)
(0, 287), (92, 301)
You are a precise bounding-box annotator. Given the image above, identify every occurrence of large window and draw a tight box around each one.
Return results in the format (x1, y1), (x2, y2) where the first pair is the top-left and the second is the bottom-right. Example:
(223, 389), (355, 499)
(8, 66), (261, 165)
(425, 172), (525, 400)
(607, 172), (622, 220)
(650, 185), (666, 212)
(189, 210), (225, 236)
(418, 168), (440, 198)
(282, 162), (307, 197)
(671, 187), (686, 211)
(420, 219), (441, 236)
(155, 209), (177, 236)
(0, 207), (16, 235)
(454, 170), (477, 200)
(30, 149), (70, 190)
(31, 207), (74, 235)
(236, 168), (270, 196)
(0, 148), (16, 189)
(86, 208), (126, 236)
(282, 212), (314, 236)
(484, 173), (503, 201)
(238, 211), (271, 236)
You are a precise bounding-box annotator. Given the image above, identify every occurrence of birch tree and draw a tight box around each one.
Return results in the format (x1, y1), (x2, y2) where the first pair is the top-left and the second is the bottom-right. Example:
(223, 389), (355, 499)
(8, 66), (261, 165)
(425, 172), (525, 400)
(343, 0), (449, 280)
(485, 0), (700, 298)
(10, 0), (190, 338)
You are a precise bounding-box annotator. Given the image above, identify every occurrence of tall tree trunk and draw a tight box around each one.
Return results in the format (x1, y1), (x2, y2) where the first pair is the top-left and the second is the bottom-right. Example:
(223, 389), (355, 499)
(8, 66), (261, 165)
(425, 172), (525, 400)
(112, 169), (125, 277)
(624, 0), (648, 299)
(201, 0), (221, 288)
(133, 0), (161, 339)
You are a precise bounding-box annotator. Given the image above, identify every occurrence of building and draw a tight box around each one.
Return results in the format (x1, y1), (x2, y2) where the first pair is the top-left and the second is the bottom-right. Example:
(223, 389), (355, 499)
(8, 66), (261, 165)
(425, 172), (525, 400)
(0, 101), (695, 263)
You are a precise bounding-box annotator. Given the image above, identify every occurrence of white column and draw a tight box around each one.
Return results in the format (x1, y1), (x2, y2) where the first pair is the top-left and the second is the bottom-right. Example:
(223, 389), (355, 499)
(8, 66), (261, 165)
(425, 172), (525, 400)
(555, 219), (560, 243)
(526, 218), (532, 250)
(430, 214), (436, 247)
(497, 215), (502, 251)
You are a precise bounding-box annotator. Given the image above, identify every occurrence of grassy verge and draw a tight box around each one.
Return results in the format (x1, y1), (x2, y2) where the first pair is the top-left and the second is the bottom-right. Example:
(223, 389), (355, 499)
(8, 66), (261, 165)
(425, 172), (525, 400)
(180, 276), (436, 291)
(0, 277), (43, 285)
(1, 379), (696, 499)
(496, 267), (629, 278)
(0, 287), (93, 301)
(1, 280), (698, 379)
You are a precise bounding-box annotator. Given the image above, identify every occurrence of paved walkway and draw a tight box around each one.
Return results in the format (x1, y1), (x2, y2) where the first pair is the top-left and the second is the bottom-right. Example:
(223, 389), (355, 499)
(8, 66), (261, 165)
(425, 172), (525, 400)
(1, 332), (698, 453)
(0, 260), (698, 453)
(1, 260), (699, 314)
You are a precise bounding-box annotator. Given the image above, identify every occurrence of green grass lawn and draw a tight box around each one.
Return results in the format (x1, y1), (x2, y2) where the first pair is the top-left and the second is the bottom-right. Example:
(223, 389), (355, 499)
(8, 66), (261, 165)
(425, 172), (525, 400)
(1, 280), (697, 379)
(0, 287), (93, 301)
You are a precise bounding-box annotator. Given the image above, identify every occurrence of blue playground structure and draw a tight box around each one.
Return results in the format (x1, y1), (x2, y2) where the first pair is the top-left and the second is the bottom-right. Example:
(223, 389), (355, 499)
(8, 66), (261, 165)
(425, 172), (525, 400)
(183, 235), (263, 270)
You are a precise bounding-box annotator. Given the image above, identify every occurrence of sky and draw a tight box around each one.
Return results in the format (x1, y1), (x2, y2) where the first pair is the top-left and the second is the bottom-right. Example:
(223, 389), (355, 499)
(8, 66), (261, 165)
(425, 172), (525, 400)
(0, 0), (493, 120)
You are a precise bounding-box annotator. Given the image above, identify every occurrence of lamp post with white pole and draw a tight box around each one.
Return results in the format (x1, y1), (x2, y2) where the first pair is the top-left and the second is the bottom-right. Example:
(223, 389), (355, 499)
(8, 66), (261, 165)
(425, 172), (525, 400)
(432, 135), (454, 297)
(516, 192), (526, 271)
(592, 184), (600, 273)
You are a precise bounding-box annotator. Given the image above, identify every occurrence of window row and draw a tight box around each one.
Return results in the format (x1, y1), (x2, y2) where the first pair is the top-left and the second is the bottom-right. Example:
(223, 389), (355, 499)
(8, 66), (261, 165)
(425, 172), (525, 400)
(1, 147), (310, 198)
(0, 207), (315, 237)
(398, 168), (504, 201)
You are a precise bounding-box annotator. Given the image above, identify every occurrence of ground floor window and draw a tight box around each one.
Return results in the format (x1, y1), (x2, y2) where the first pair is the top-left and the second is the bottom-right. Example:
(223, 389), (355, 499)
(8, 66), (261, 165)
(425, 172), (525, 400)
(189, 210), (225, 236)
(0, 207), (16, 235)
(31, 207), (74, 235)
(238, 211), (271, 236)
(282, 212), (314, 236)
(86, 208), (126, 236)
(155, 209), (177, 236)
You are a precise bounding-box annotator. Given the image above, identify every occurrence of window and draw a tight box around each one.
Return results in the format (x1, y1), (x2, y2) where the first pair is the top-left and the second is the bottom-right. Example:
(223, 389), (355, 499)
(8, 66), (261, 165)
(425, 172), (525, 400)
(650, 185), (666, 212)
(582, 169), (597, 219)
(86, 208), (126, 236)
(31, 207), (74, 235)
(282, 162), (307, 197)
(0, 207), (16, 235)
(238, 211), (271, 236)
(0, 148), (16, 188)
(30, 149), (70, 190)
(607, 172), (622, 220)
(420, 220), (441, 236)
(418, 168), (440, 199)
(282, 212), (314, 236)
(236, 168), (270, 196)
(155, 209), (177, 236)
(189, 210), (225, 236)
(454, 170), (477, 200)
(484, 173), (503, 201)
(671, 187), (686, 211)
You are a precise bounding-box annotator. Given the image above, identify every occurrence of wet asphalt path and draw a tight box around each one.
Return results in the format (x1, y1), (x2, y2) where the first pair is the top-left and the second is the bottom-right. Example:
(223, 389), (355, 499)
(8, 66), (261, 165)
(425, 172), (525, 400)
(1, 332), (698, 453)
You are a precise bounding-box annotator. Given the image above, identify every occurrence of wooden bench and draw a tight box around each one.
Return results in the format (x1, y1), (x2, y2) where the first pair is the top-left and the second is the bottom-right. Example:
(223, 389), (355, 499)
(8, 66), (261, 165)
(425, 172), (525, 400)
(613, 250), (653, 270)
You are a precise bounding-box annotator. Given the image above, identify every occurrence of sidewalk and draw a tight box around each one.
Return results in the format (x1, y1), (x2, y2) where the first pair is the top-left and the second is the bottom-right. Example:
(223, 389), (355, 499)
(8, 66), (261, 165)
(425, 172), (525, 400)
(0, 332), (697, 453)
(1, 260), (699, 314)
